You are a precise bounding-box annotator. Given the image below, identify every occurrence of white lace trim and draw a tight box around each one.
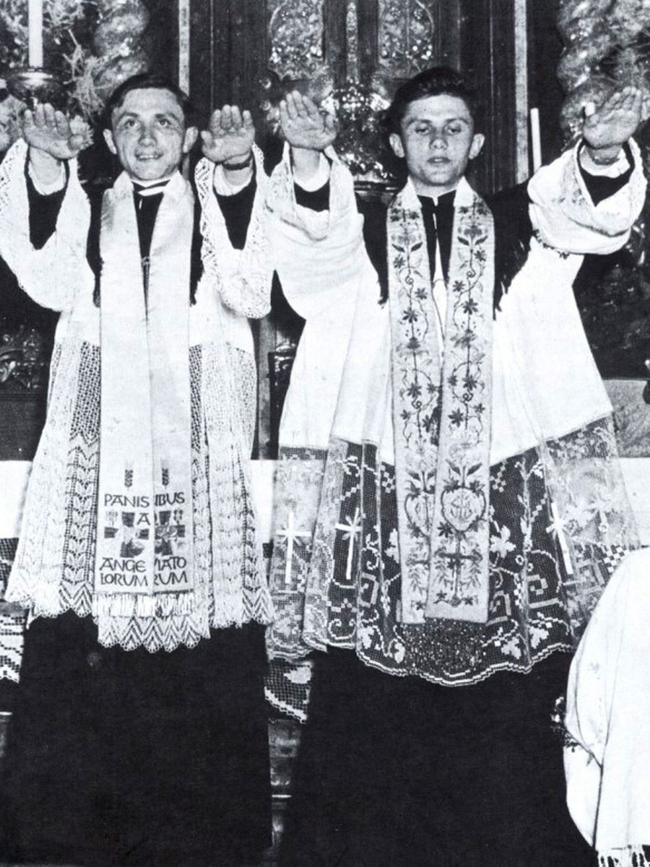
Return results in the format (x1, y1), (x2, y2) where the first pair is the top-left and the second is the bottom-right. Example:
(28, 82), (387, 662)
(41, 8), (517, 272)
(0, 139), (93, 311)
(195, 144), (272, 319)
(598, 846), (650, 866)
(1, 142), (274, 651)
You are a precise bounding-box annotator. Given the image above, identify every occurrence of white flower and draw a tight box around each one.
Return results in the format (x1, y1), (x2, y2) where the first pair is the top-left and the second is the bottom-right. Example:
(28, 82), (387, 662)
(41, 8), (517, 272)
(490, 524), (516, 559)
(385, 528), (400, 564)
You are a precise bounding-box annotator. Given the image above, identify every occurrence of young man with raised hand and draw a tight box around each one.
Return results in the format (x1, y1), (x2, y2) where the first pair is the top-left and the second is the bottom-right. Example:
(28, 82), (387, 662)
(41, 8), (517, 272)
(265, 68), (646, 866)
(0, 73), (273, 866)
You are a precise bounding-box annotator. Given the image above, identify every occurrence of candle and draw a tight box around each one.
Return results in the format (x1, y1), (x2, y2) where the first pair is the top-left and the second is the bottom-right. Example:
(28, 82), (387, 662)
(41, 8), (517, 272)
(530, 107), (542, 173)
(178, 0), (190, 93)
(28, 0), (43, 68)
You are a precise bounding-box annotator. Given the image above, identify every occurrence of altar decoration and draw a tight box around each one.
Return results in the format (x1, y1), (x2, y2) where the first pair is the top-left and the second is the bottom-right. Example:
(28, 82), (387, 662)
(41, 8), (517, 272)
(0, 0), (150, 119)
(558, 0), (650, 377)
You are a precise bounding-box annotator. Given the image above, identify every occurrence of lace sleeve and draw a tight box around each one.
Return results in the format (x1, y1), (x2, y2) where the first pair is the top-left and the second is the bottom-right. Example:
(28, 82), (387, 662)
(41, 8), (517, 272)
(194, 145), (272, 319)
(528, 138), (646, 255)
(0, 139), (92, 312)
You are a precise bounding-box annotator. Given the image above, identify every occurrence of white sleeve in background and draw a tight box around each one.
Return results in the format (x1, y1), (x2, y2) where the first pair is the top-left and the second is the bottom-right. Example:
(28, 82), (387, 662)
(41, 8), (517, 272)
(292, 152), (331, 193)
(0, 140), (91, 311)
(528, 137), (646, 254)
(27, 159), (66, 194)
(212, 162), (254, 196)
(578, 144), (631, 178)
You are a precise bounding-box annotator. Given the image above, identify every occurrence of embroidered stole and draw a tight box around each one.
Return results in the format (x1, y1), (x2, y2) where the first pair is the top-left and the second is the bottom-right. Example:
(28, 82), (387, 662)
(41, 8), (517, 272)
(95, 171), (195, 618)
(388, 179), (495, 624)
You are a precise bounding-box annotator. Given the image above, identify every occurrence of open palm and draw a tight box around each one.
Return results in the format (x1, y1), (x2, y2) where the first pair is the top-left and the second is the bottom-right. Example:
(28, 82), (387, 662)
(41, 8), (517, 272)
(279, 91), (338, 151)
(200, 105), (255, 164)
(583, 86), (643, 151)
(22, 103), (92, 160)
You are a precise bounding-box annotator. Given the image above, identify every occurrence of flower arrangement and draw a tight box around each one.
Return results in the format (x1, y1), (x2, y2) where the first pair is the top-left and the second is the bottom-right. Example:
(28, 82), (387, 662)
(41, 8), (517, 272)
(261, 66), (395, 187)
(0, 0), (149, 120)
(558, 0), (650, 139)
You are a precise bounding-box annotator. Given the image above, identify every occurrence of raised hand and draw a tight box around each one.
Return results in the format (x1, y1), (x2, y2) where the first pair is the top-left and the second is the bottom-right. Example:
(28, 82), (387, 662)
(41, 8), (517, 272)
(22, 103), (92, 160)
(582, 86), (644, 157)
(279, 91), (338, 151)
(200, 105), (255, 165)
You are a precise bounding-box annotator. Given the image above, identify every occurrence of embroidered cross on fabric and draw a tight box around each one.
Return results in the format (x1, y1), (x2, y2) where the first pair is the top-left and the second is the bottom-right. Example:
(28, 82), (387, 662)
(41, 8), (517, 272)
(277, 511), (312, 587)
(335, 508), (361, 583)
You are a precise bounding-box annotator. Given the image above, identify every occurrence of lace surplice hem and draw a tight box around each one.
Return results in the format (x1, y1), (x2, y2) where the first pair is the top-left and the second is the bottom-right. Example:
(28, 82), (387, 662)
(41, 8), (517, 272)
(7, 340), (273, 653)
(267, 417), (636, 687)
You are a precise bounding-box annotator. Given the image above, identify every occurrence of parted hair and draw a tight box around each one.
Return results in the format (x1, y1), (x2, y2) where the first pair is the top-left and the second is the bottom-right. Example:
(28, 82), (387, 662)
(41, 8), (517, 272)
(102, 73), (195, 130)
(384, 66), (480, 135)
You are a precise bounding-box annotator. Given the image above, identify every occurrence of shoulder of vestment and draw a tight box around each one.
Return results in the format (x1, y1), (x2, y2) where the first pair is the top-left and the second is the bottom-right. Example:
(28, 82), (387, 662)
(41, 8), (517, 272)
(357, 193), (389, 301)
(485, 182), (534, 311)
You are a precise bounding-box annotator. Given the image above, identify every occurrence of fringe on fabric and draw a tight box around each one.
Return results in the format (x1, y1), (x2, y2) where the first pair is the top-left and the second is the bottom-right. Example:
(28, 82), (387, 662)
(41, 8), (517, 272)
(599, 847), (650, 867)
(0, 140), (274, 654)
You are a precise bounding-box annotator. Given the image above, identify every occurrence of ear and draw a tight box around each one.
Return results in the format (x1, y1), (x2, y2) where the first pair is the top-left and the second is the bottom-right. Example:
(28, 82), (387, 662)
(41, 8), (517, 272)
(389, 131), (405, 160)
(103, 128), (117, 155)
(469, 132), (485, 160)
(182, 126), (199, 154)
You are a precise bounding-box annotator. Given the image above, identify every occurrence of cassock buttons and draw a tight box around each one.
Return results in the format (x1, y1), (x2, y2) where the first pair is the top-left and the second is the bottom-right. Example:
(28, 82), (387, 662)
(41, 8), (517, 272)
(86, 650), (102, 669)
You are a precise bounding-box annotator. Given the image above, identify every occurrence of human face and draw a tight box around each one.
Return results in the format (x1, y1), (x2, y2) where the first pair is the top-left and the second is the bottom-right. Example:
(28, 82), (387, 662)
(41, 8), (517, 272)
(103, 88), (198, 182)
(390, 94), (485, 196)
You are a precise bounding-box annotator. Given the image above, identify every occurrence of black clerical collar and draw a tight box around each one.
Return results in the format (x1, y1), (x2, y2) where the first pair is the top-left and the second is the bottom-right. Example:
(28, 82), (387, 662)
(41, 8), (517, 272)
(132, 178), (171, 198)
(417, 188), (457, 209)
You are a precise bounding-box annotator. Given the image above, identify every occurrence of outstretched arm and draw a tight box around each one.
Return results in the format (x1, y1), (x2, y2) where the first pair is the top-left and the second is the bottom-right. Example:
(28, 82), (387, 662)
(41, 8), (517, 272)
(23, 103), (92, 186)
(265, 91), (369, 316)
(196, 104), (271, 317)
(528, 87), (647, 255)
(0, 107), (93, 311)
(201, 104), (256, 190)
(581, 85), (643, 166)
(279, 90), (338, 189)
(23, 104), (92, 249)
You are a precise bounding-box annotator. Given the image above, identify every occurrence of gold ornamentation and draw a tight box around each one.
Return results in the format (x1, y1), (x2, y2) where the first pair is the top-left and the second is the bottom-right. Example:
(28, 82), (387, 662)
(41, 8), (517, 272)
(268, 0), (325, 79)
(377, 0), (437, 78)
(0, 323), (48, 391)
(346, 0), (360, 82)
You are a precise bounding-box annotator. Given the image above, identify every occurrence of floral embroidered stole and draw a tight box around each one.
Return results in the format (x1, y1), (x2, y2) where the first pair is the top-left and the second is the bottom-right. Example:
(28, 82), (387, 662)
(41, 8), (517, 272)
(388, 179), (495, 624)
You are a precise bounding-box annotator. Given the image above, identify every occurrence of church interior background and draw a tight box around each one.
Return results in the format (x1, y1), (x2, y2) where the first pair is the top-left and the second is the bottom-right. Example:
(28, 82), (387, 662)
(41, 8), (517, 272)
(1, 0), (650, 862)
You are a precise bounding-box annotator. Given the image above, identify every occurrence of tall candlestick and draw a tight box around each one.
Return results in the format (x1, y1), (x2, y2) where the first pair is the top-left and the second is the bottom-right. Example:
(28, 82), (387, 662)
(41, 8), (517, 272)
(514, 0), (529, 183)
(178, 0), (190, 93)
(530, 107), (542, 173)
(28, 0), (44, 68)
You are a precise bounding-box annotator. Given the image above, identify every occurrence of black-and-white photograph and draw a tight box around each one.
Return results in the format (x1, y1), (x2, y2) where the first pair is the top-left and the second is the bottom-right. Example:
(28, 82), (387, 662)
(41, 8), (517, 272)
(1, 1), (649, 864)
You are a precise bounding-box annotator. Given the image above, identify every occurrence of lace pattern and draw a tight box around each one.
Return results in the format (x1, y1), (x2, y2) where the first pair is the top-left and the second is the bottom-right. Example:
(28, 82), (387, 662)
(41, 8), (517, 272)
(543, 417), (637, 641)
(0, 140), (272, 652)
(6, 339), (272, 652)
(0, 539), (24, 683)
(598, 846), (650, 866)
(267, 417), (635, 686)
(0, 139), (93, 311)
(195, 146), (272, 319)
(266, 447), (327, 659)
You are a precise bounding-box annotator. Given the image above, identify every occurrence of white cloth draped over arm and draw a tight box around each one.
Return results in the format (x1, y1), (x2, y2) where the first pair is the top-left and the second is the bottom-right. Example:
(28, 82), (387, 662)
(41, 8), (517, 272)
(194, 145), (272, 320)
(528, 138), (646, 254)
(564, 548), (650, 863)
(0, 138), (91, 312)
(264, 144), (377, 450)
(264, 144), (366, 320)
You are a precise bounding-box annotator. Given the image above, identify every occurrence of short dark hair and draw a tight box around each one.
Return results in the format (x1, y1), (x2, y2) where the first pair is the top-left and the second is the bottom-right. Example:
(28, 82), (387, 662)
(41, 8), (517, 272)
(384, 66), (480, 135)
(102, 72), (195, 130)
